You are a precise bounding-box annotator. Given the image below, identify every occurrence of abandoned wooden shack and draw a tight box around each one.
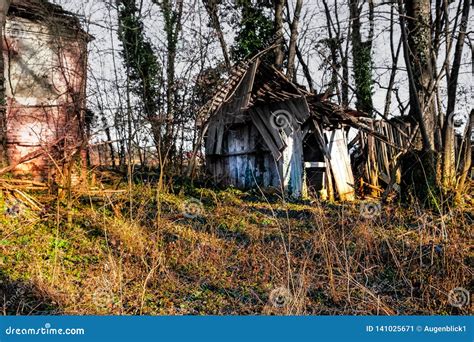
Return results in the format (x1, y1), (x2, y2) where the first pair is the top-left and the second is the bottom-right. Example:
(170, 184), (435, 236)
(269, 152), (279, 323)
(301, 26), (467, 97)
(2, 0), (90, 181)
(201, 58), (368, 200)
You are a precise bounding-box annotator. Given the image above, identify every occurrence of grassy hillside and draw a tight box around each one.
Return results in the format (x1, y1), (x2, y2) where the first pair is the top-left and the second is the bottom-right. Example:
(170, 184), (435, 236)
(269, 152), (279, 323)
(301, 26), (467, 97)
(0, 176), (472, 315)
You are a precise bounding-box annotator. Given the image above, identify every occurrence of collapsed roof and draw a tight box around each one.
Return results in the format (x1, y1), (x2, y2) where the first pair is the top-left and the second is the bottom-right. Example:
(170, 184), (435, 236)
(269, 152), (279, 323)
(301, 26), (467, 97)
(200, 56), (368, 132)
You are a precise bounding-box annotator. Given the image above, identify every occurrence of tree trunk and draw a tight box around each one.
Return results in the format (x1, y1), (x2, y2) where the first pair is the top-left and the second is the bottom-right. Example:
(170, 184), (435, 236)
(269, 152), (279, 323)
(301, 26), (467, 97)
(295, 44), (314, 92)
(322, 0), (340, 100)
(101, 111), (116, 167)
(202, 0), (231, 71)
(442, 0), (470, 191)
(338, 1), (350, 107)
(399, 0), (439, 205)
(117, 0), (162, 161)
(349, 0), (374, 116)
(0, 0), (10, 167)
(383, 5), (402, 118)
(455, 110), (473, 203)
(286, 0), (303, 81)
(404, 0), (437, 150)
(274, 0), (285, 69)
(160, 0), (183, 158)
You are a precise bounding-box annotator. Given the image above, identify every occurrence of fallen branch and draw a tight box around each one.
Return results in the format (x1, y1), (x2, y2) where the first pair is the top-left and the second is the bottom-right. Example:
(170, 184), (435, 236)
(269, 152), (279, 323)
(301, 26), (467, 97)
(0, 178), (47, 187)
(0, 137), (65, 176)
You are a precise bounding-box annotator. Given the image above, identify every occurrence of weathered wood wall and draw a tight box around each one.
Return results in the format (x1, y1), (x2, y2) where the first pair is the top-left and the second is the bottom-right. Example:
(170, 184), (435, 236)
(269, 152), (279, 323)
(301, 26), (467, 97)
(206, 97), (358, 199)
(206, 98), (310, 196)
(206, 123), (280, 188)
(205, 60), (283, 189)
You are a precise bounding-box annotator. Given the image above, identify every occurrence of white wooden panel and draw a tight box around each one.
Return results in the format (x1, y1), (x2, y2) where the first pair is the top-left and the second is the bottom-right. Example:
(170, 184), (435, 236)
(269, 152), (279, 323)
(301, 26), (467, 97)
(325, 129), (355, 201)
(281, 128), (304, 198)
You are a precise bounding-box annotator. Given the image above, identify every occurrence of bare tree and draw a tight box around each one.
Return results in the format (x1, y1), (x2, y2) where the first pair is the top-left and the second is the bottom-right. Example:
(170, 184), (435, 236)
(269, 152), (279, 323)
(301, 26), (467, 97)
(286, 0), (303, 80)
(398, 0), (472, 202)
(0, 0), (10, 166)
(399, 0), (436, 151)
(442, 0), (470, 190)
(202, 0), (231, 70)
(320, 0), (350, 106)
(321, 0), (342, 102)
(274, 0), (285, 69)
(155, 0), (184, 158)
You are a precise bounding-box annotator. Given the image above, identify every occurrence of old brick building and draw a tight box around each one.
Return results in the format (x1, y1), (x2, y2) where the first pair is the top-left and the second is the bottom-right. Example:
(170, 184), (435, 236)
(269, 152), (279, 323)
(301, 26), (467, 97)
(3, 0), (90, 181)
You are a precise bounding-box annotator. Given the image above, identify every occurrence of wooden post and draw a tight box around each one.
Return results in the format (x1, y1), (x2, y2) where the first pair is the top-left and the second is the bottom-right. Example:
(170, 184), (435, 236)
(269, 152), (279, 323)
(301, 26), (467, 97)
(367, 121), (380, 196)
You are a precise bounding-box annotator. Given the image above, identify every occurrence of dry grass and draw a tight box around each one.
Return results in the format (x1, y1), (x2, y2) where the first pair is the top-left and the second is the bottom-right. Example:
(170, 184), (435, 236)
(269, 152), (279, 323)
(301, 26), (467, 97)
(0, 178), (472, 315)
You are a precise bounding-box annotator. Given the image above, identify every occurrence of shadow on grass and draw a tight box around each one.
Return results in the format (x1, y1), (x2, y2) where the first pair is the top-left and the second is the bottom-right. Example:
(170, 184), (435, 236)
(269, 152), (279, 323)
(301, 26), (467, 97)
(0, 270), (61, 315)
(247, 206), (314, 220)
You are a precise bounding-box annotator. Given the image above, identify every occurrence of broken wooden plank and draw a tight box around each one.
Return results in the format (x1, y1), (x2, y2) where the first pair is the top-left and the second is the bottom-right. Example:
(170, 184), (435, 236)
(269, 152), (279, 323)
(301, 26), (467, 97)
(248, 106), (285, 160)
(242, 59), (259, 108)
(325, 129), (355, 201)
